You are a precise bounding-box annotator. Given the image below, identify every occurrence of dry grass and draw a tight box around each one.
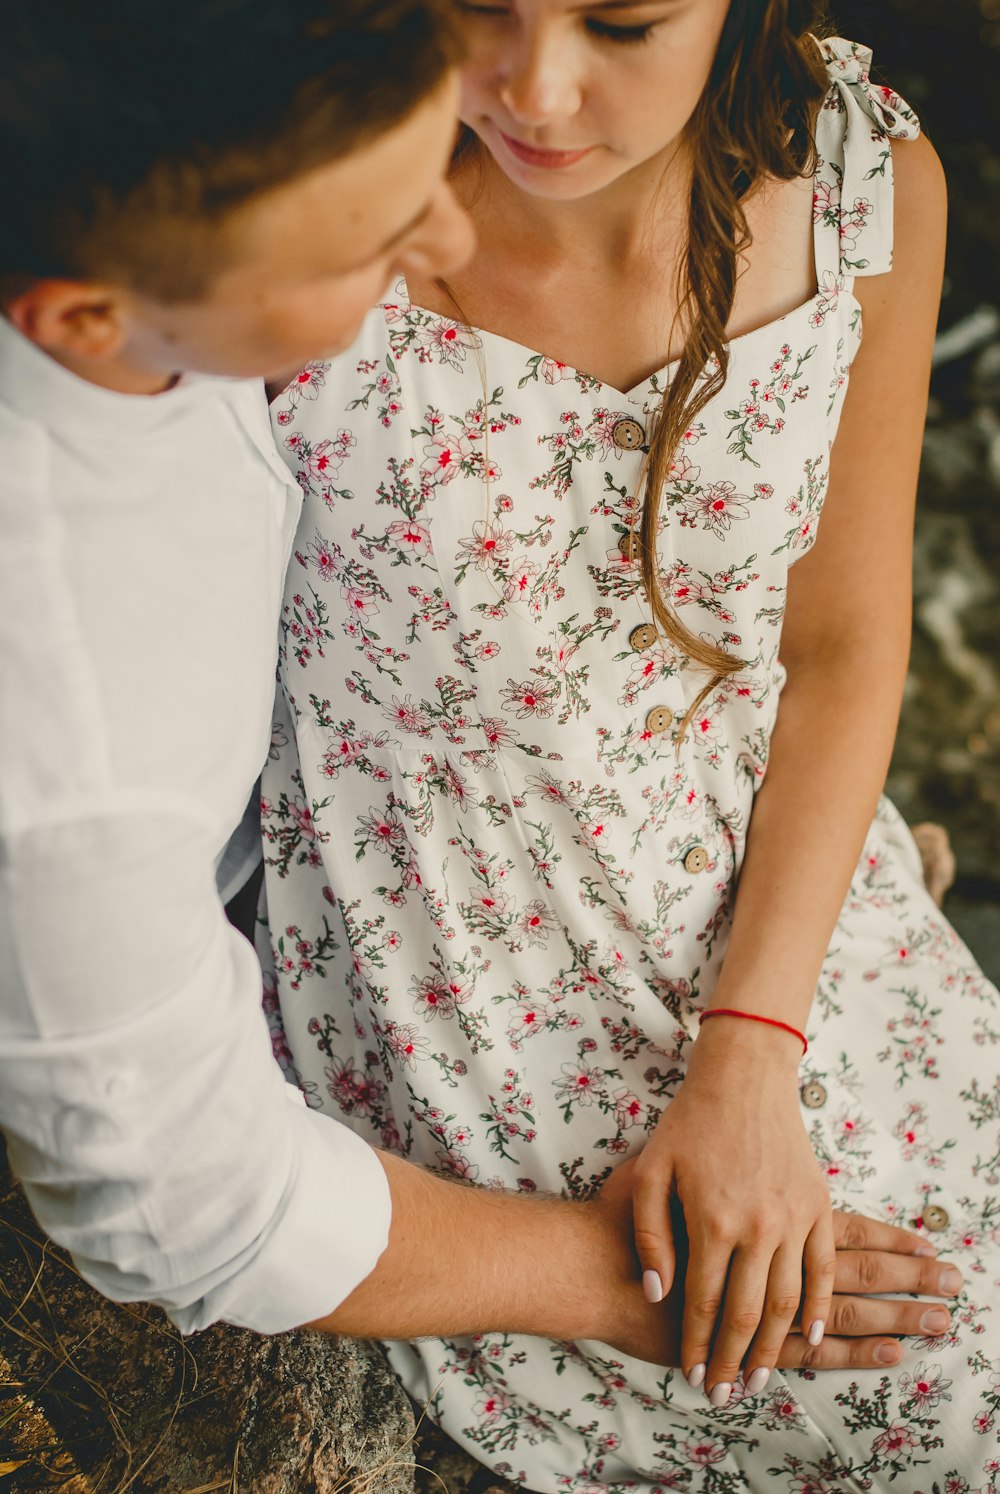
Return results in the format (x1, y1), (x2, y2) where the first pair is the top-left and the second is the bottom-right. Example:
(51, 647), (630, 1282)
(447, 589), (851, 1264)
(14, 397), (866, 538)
(0, 1176), (467, 1494)
(0, 1184), (203, 1492)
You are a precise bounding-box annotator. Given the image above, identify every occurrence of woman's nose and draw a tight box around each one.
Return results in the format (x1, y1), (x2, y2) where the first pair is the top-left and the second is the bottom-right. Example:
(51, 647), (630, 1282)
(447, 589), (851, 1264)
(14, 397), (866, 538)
(498, 30), (584, 127)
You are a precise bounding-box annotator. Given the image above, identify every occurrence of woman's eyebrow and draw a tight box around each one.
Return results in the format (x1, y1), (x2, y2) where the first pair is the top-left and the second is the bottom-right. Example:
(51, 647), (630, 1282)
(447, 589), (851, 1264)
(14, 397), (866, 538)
(569, 0), (681, 9)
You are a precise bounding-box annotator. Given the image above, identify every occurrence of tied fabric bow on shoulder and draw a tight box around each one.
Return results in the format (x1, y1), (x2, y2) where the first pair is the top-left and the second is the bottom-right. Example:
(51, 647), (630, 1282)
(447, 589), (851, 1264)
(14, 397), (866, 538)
(814, 36), (922, 277)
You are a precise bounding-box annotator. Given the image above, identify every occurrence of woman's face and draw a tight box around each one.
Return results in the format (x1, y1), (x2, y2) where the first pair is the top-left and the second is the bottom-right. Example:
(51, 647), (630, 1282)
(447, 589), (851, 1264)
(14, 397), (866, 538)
(455, 0), (731, 200)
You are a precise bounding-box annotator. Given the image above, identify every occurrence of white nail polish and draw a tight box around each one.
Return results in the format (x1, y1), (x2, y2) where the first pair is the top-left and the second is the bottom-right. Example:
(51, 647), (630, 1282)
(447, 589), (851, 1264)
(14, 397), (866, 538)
(808, 1318), (825, 1347)
(709, 1381), (732, 1408)
(746, 1367), (771, 1396)
(642, 1269), (664, 1304)
(686, 1363), (706, 1389)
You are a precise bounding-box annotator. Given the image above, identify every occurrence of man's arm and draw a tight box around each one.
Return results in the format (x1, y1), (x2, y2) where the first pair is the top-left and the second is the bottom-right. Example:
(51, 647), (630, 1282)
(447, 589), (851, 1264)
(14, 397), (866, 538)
(307, 1150), (960, 1373)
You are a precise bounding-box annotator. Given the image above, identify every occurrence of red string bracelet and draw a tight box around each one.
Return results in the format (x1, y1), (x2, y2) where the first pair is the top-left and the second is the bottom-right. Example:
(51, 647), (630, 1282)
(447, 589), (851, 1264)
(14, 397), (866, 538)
(698, 1008), (808, 1056)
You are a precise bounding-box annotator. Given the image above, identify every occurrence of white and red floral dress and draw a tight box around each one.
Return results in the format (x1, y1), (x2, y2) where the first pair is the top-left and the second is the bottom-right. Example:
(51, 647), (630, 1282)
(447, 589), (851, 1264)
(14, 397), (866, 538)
(260, 39), (1000, 1493)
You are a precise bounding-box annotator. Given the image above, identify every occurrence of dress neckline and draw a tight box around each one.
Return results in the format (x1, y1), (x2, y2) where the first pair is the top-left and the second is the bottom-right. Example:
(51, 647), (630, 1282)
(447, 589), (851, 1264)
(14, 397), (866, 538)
(388, 275), (858, 404)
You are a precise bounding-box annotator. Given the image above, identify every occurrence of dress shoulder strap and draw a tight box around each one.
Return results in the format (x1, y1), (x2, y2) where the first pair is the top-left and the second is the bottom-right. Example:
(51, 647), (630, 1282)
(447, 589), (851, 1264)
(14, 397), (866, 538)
(812, 37), (921, 284)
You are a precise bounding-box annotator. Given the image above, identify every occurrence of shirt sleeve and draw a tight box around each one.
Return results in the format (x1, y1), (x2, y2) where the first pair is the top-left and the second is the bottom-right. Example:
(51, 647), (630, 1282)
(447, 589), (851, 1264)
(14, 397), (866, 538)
(0, 808), (392, 1334)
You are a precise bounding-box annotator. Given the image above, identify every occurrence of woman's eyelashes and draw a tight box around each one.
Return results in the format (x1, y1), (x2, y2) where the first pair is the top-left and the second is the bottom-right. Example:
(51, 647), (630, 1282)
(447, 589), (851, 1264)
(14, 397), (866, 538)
(455, 4), (659, 45)
(586, 18), (656, 43)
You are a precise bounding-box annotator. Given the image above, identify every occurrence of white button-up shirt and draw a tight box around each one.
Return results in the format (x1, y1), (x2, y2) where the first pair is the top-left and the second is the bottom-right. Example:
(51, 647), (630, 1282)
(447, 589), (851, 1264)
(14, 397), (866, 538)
(0, 316), (391, 1333)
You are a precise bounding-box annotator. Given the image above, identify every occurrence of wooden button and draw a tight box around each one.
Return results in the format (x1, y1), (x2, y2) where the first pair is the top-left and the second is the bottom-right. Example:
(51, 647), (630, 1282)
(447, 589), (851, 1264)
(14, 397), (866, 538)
(628, 623), (658, 652)
(618, 531), (640, 562)
(644, 707), (672, 735)
(612, 417), (645, 451)
(923, 1204), (950, 1233)
(683, 845), (709, 874)
(800, 1080), (827, 1110)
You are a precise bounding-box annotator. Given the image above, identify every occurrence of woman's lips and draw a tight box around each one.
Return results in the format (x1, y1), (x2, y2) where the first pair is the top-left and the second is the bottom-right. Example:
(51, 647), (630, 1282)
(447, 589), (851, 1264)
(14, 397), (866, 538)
(498, 130), (594, 169)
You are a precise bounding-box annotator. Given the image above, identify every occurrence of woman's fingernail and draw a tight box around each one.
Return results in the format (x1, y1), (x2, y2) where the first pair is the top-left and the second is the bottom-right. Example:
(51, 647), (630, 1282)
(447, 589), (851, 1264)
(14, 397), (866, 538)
(807, 1319), (825, 1347)
(745, 1367), (771, 1396)
(913, 1245), (937, 1258)
(686, 1363), (706, 1389)
(876, 1341), (902, 1365)
(709, 1381), (732, 1408)
(939, 1266), (963, 1294)
(920, 1308), (950, 1335)
(642, 1269), (664, 1304)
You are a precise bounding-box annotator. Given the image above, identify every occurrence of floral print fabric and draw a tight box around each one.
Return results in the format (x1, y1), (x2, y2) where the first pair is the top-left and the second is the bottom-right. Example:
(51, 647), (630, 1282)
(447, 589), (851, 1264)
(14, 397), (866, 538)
(260, 39), (1000, 1492)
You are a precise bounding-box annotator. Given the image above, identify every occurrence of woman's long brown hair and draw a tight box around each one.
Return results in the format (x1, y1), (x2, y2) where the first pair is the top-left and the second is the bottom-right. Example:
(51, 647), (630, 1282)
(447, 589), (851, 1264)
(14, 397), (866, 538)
(639, 0), (831, 712)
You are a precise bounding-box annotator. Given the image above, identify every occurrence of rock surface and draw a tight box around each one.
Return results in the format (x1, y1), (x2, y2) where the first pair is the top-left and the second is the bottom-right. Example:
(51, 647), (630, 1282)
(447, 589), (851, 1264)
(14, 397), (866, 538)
(0, 1150), (415, 1493)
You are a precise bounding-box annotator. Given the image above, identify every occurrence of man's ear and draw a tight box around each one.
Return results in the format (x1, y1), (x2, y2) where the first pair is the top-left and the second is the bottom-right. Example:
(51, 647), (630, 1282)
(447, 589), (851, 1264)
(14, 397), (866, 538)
(6, 280), (129, 362)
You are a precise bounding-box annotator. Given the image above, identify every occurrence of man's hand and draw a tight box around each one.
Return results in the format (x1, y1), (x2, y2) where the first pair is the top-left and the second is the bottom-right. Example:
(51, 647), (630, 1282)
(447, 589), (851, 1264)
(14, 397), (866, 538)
(588, 1160), (960, 1388)
(307, 1149), (959, 1395)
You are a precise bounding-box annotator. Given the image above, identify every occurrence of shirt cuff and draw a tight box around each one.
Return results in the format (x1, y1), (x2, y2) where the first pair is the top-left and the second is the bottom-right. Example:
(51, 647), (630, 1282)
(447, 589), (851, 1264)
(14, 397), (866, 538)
(167, 1089), (393, 1335)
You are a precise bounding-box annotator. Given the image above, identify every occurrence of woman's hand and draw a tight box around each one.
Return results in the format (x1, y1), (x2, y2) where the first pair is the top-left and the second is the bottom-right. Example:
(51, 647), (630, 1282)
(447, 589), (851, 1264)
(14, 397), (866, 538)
(631, 1016), (834, 1404)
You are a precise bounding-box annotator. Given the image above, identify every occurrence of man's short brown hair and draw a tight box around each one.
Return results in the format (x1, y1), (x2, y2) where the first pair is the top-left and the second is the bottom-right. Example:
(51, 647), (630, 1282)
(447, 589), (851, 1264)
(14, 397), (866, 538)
(0, 0), (459, 301)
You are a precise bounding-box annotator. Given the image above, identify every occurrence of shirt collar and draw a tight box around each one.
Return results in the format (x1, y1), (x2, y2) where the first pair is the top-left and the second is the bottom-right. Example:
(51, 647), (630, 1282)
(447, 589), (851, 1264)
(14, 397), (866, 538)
(0, 313), (243, 436)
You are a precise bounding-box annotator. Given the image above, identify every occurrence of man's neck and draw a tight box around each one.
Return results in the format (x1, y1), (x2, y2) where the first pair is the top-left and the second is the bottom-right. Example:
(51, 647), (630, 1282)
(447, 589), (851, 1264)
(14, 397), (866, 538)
(47, 343), (177, 397)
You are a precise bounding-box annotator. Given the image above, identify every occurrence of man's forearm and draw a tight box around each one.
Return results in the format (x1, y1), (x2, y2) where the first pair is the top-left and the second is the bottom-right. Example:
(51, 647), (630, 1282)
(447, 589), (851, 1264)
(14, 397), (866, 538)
(304, 1149), (652, 1347)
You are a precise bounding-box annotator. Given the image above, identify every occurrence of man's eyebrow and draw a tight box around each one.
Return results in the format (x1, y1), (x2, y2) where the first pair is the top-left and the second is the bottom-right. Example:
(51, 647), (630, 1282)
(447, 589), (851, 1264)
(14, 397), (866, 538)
(341, 198), (434, 273)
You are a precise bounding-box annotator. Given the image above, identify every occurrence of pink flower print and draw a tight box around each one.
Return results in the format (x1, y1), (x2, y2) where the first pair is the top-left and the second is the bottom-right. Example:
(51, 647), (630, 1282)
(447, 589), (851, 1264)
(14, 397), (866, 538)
(760, 1389), (807, 1432)
(518, 900), (557, 947)
(590, 408), (627, 456)
(457, 519), (515, 570)
(809, 270), (846, 329)
(680, 1438), (727, 1468)
(501, 676), (558, 719)
(470, 886), (512, 921)
(325, 1056), (385, 1118)
(342, 584), (379, 620)
(307, 532), (342, 583)
(385, 518), (432, 557)
(381, 299), (406, 325)
(871, 1422), (920, 1457)
(898, 1361), (952, 1411)
(439, 1153), (480, 1181)
(693, 481), (751, 537)
(555, 1060), (605, 1107)
(382, 694), (432, 734)
(664, 560), (695, 606)
(503, 556), (542, 602)
(613, 1088), (645, 1130)
(290, 362), (328, 400)
(839, 198), (873, 252)
(813, 178), (840, 222)
(973, 1410), (996, 1435)
(412, 975), (456, 1021)
(541, 357), (574, 384)
(508, 997), (553, 1046)
(833, 1107), (872, 1151)
(322, 733), (360, 777)
(358, 807), (406, 852)
(441, 761), (475, 812)
(894, 1100), (929, 1159)
(304, 438), (344, 484)
(474, 1388), (510, 1424)
(290, 798), (319, 841)
(480, 716), (517, 750)
(421, 430), (472, 484)
(383, 1021), (427, 1071)
(417, 316), (479, 367)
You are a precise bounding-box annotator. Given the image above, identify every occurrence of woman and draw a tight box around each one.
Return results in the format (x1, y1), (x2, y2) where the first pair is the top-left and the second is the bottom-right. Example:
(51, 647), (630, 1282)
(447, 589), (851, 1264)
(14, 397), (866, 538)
(262, 0), (1000, 1485)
